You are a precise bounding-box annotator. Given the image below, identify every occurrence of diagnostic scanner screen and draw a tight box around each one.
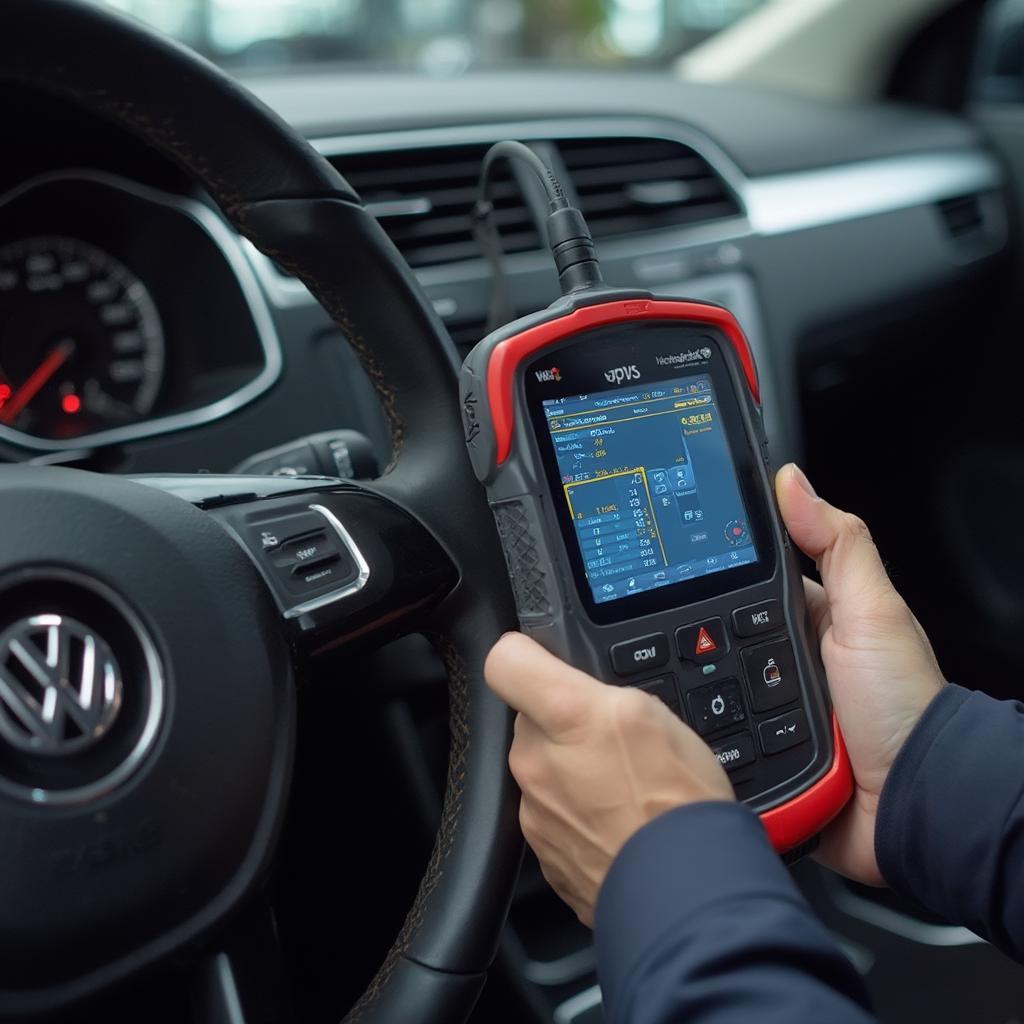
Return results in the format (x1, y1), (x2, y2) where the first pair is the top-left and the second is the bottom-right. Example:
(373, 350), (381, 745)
(541, 372), (758, 604)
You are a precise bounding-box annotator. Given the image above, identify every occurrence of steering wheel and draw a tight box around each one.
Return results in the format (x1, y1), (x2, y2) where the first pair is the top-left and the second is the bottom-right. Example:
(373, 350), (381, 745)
(0, 1), (522, 1018)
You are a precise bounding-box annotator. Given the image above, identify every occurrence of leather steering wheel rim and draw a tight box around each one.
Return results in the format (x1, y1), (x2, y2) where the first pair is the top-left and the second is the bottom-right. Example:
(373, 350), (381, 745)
(1, 2), (522, 1020)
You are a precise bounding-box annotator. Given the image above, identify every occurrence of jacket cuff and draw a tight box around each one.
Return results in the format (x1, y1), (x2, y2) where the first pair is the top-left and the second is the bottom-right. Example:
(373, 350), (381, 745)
(874, 683), (971, 893)
(594, 801), (806, 1023)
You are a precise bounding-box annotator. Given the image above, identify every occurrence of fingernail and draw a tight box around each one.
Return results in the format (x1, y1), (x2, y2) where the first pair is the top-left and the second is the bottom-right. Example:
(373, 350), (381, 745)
(791, 464), (817, 499)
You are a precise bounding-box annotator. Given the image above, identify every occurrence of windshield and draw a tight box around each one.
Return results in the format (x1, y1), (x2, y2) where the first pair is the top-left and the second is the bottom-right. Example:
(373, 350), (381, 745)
(96, 0), (767, 74)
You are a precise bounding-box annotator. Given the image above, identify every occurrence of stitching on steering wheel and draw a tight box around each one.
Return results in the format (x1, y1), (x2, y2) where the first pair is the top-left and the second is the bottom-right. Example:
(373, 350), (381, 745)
(5, 67), (407, 466)
(230, 222), (406, 470)
(2, 29), (496, 1012)
(343, 632), (470, 1021)
(7, 70), (248, 214)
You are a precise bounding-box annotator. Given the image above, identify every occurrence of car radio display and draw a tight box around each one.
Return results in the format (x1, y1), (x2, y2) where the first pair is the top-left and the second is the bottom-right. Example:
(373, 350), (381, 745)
(541, 371), (758, 604)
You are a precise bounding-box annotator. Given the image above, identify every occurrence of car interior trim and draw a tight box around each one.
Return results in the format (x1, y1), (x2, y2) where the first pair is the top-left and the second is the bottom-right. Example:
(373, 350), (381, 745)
(552, 983), (602, 1024)
(310, 120), (1002, 239)
(241, 119), (1003, 314)
(744, 150), (1004, 236)
(824, 874), (985, 948)
(0, 170), (284, 453)
(210, 953), (247, 1024)
(520, 947), (597, 987)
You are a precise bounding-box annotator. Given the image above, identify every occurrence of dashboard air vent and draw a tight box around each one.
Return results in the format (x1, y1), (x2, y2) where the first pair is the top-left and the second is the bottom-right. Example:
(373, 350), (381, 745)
(936, 194), (985, 240)
(556, 136), (740, 237)
(934, 191), (1007, 264)
(329, 145), (541, 267)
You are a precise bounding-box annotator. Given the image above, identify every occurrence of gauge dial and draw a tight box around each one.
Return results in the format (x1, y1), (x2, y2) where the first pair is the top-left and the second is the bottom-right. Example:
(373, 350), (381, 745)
(724, 519), (749, 547)
(0, 236), (165, 440)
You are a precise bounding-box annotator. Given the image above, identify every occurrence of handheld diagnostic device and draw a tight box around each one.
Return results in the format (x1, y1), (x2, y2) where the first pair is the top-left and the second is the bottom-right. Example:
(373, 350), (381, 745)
(461, 143), (852, 854)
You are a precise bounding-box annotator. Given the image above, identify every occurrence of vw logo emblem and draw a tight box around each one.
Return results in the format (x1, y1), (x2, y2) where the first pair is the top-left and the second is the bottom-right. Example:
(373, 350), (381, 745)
(0, 614), (123, 756)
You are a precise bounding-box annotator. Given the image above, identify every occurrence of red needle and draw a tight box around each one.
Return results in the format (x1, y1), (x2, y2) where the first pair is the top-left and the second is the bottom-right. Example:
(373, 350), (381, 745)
(0, 339), (76, 425)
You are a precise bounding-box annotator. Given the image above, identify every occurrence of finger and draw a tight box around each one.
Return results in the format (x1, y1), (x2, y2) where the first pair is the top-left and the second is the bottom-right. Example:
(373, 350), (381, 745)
(485, 632), (605, 738)
(536, 856), (593, 927)
(776, 464), (903, 636)
(508, 713), (546, 790)
(802, 577), (831, 640)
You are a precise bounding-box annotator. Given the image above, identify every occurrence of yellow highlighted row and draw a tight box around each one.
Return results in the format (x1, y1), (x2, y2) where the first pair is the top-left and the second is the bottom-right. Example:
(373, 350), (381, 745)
(563, 466), (668, 567)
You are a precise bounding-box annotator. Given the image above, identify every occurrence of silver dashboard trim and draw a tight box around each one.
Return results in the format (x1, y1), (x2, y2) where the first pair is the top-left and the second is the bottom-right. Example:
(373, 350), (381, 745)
(826, 874), (984, 948)
(245, 117), (1006, 310)
(553, 984), (602, 1024)
(281, 503), (371, 620)
(744, 150), (1005, 236)
(521, 946), (596, 987)
(212, 953), (247, 1024)
(0, 170), (284, 453)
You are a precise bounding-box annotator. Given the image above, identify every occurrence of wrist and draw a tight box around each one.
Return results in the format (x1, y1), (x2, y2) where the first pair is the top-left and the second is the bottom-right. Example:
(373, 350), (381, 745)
(874, 683), (967, 888)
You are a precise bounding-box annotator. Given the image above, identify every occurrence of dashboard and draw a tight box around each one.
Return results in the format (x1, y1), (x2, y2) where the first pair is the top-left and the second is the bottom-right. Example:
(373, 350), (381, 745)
(0, 63), (1015, 1024)
(0, 74), (1006, 475)
(0, 170), (278, 452)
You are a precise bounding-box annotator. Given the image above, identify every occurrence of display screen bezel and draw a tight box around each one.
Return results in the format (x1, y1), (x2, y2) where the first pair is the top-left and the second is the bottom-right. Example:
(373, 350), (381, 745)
(523, 320), (775, 626)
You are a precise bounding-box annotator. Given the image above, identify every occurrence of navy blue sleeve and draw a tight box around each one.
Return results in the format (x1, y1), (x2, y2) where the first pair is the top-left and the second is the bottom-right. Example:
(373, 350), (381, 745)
(876, 683), (1024, 958)
(594, 801), (874, 1024)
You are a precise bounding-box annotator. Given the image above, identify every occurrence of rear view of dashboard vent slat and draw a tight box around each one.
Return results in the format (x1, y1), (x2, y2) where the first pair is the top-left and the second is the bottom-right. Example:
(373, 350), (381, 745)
(556, 136), (741, 237)
(936, 194), (984, 240)
(934, 191), (1005, 264)
(330, 145), (541, 268)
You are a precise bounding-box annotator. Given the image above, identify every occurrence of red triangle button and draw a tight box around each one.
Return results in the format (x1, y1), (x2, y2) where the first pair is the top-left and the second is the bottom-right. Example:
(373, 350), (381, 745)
(695, 626), (717, 655)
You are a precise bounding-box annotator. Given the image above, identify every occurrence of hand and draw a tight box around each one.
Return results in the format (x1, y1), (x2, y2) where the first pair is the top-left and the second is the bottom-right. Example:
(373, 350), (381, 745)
(485, 633), (733, 926)
(776, 463), (945, 885)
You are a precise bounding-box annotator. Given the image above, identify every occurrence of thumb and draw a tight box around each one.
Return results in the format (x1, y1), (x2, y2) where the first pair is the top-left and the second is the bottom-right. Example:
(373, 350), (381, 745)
(775, 463), (904, 638)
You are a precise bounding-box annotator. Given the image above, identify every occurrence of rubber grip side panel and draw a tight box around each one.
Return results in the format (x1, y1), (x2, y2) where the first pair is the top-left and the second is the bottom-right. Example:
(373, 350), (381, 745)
(489, 494), (578, 665)
(761, 714), (853, 852)
(491, 497), (554, 620)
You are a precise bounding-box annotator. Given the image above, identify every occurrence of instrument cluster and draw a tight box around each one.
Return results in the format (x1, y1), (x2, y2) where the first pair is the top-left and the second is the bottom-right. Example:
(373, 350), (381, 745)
(0, 172), (279, 451)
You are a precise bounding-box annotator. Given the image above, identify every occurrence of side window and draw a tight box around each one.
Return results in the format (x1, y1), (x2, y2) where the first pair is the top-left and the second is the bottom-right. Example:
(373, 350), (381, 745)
(973, 0), (1024, 103)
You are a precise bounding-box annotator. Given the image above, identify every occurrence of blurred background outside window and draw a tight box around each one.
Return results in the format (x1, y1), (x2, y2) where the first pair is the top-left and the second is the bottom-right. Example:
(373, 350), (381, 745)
(96, 0), (768, 74)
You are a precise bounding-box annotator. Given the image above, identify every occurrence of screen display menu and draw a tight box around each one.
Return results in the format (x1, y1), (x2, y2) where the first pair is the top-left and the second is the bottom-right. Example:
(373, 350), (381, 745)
(541, 371), (758, 604)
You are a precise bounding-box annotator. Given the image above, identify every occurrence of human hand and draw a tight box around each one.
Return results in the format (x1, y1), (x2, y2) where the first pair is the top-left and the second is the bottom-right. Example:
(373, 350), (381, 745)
(776, 463), (945, 885)
(485, 632), (733, 926)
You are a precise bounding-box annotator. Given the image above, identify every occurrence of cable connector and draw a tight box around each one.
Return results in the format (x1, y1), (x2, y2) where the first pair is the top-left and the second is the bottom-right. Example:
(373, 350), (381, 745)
(547, 206), (603, 294)
(475, 140), (604, 323)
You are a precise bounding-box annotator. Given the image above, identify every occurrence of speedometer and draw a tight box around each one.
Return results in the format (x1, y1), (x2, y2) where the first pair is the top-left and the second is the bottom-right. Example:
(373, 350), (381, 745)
(0, 236), (165, 440)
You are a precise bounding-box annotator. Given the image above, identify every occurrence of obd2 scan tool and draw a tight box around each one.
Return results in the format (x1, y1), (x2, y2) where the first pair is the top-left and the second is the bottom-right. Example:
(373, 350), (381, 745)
(461, 142), (852, 855)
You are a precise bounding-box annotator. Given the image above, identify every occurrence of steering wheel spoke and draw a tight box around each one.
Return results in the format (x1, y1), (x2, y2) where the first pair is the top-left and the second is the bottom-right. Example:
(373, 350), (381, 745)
(189, 901), (295, 1024)
(139, 474), (460, 659)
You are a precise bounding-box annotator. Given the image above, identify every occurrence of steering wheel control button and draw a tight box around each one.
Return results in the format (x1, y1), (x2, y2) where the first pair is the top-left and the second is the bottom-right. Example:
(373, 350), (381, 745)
(288, 553), (352, 593)
(758, 708), (810, 755)
(228, 501), (372, 622)
(289, 551), (340, 577)
(247, 510), (324, 555)
(731, 599), (783, 638)
(272, 531), (338, 570)
(257, 530), (281, 553)
(610, 632), (669, 676)
(742, 638), (799, 712)
(676, 617), (729, 663)
(637, 675), (680, 715)
(686, 678), (745, 736)
(710, 732), (756, 772)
